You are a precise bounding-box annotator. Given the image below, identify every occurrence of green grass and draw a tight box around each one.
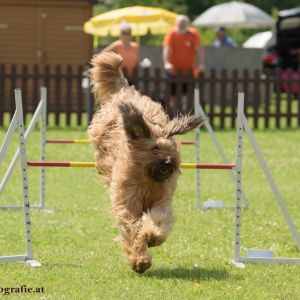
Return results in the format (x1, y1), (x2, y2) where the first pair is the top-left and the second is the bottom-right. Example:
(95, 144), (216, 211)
(0, 127), (300, 299)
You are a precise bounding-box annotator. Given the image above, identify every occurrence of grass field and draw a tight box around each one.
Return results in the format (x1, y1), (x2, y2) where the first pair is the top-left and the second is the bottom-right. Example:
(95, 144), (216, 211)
(0, 126), (300, 299)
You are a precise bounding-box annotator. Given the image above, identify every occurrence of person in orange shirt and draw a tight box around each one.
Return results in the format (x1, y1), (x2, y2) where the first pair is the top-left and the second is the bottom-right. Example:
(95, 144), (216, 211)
(102, 21), (140, 82)
(163, 15), (205, 116)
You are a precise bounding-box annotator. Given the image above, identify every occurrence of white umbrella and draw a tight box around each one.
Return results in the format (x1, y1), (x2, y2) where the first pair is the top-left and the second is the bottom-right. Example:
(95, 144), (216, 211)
(242, 31), (273, 48)
(193, 1), (274, 28)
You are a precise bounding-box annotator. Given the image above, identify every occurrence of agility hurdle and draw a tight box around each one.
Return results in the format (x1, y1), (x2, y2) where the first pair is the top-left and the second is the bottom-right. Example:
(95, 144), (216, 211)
(0, 89), (41, 267)
(2, 89), (299, 266)
(194, 84), (249, 211)
(0, 86), (195, 212)
(27, 161), (236, 169)
(26, 93), (300, 265)
(0, 87), (49, 212)
(46, 139), (195, 145)
(232, 93), (300, 266)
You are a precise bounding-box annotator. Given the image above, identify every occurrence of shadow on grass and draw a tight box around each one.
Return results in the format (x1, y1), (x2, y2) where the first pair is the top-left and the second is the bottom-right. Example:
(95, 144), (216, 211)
(144, 266), (236, 281)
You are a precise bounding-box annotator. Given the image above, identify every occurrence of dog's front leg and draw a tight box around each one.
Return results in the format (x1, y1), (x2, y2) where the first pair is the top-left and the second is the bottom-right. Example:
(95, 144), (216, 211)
(117, 218), (152, 274)
(125, 222), (152, 274)
(112, 201), (152, 274)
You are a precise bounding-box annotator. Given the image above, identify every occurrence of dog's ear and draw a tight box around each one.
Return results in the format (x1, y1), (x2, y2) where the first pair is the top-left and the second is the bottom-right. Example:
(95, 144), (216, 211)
(119, 103), (151, 140)
(166, 115), (204, 137)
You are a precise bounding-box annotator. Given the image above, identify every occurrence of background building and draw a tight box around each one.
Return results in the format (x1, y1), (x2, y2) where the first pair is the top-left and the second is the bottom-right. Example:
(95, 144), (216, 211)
(0, 0), (93, 66)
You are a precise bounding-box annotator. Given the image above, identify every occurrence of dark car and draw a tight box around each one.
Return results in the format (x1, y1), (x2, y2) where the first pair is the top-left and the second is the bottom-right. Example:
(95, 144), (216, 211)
(263, 7), (300, 72)
(263, 8), (300, 94)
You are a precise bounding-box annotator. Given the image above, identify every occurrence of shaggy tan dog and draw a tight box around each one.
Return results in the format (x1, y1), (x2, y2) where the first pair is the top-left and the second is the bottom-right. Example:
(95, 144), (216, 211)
(88, 52), (203, 273)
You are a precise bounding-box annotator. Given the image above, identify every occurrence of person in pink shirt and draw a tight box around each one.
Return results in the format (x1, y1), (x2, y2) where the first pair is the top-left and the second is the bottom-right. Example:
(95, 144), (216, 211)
(102, 21), (140, 79)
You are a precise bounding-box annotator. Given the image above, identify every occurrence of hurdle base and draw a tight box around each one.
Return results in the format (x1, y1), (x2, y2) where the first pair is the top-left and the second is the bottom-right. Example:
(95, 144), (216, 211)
(230, 259), (245, 268)
(0, 255), (41, 267)
(26, 260), (42, 267)
(38, 208), (55, 214)
(0, 255), (28, 263)
(0, 205), (54, 214)
(202, 200), (225, 210)
(247, 248), (273, 258)
(201, 201), (250, 211)
(240, 256), (300, 264)
(232, 249), (300, 265)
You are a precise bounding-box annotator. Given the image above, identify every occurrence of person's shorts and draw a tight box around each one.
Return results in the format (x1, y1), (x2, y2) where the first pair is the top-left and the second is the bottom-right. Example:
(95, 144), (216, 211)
(166, 73), (189, 96)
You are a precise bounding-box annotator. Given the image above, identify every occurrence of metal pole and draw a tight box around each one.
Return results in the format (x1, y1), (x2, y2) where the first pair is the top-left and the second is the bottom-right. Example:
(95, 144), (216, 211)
(0, 112), (18, 168)
(15, 89), (41, 267)
(194, 84), (201, 210)
(234, 93), (244, 264)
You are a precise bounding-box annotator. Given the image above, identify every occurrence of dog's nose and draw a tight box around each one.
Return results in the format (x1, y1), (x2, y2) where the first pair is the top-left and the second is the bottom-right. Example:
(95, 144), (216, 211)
(161, 157), (172, 165)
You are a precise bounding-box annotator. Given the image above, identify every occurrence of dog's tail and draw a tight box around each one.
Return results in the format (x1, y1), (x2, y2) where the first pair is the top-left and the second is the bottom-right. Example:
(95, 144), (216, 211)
(90, 52), (128, 104)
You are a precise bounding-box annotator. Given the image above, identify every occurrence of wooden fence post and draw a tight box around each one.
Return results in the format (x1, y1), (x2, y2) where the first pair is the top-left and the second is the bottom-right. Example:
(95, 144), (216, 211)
(264, 71), (270, 129)
(10, 65), (17, 120)
(220, 69), (227, 129)
(76, 65), (84, 126)
(54, 65), (61, 126)
(33, 65), (40, 110)
(209, 69), (216, 127)
(275, 70), (281, 128)
(231, 69), (238, 129)
(44, 65), (50, 124)
(253, 69), (260, 129)
(0, 65), (5, 126)
(242, 69), (249, 118)
(66, 65), (72, 126)
(21, 65), (28, 123)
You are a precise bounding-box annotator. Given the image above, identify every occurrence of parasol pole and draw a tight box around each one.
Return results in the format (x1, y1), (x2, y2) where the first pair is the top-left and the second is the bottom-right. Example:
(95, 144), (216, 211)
(135, 22), (140, 45)
(93, 35), (99, 49)
(136, 34), (140, 45)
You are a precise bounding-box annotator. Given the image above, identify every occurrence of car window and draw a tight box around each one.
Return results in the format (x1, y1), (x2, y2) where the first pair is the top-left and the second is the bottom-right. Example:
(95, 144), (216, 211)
(279, 17), (300, 30)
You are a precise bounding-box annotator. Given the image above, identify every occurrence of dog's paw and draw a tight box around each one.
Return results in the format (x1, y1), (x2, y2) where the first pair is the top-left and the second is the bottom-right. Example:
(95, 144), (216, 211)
(130, 255), (152, 274)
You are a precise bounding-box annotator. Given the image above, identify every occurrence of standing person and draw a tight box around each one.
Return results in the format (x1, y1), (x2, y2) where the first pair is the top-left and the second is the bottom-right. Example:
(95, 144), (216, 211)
(163, 15), (205, 116)
(102, 21), (140, 82)
(213, 26), (236, 48)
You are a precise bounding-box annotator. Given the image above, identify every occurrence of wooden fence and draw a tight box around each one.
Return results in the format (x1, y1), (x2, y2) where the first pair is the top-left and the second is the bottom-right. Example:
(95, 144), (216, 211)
(0, 64), (299, 129)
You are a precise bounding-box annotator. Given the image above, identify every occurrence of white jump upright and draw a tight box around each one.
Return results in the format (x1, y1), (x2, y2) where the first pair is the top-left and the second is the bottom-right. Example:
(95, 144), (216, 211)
(0, 89), (41, 267)
(0, 87), (49, 212)
(194, 84), (249, 210)
(232, 92), (300, 266)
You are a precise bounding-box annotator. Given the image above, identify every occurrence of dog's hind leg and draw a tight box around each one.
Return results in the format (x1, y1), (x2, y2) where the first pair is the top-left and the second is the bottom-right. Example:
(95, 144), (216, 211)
(141, 204), (174, 248)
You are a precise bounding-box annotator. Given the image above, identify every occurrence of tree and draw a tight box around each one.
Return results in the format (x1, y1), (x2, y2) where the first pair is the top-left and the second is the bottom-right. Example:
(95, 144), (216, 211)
(113, 0), (187, 15)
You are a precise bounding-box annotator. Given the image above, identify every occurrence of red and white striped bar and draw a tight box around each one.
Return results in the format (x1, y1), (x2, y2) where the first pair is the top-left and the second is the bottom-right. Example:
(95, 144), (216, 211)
(46, 139), (195, 145)
(46, 139), (88, 144)
(27, 161), (235, 169)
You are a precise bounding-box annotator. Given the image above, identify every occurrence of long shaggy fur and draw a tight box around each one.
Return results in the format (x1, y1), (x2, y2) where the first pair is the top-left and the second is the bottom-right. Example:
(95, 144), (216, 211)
(88, 52), (203, 273)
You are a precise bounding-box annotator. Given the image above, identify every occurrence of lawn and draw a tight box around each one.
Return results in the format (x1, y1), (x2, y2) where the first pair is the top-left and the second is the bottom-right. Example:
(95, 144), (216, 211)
(0, 124), (300, 299)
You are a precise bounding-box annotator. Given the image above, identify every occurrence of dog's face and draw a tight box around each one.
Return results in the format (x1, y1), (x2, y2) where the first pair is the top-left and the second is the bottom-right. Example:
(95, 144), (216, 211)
(119, 103), (203, 182)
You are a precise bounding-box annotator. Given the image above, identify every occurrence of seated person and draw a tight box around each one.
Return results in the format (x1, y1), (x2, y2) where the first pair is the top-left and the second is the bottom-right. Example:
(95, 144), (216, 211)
(213, 27), (236, 48)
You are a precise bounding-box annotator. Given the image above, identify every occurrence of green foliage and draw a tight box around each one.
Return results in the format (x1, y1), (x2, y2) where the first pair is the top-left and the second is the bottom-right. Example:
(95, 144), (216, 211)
(114, 0), (188, 14)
